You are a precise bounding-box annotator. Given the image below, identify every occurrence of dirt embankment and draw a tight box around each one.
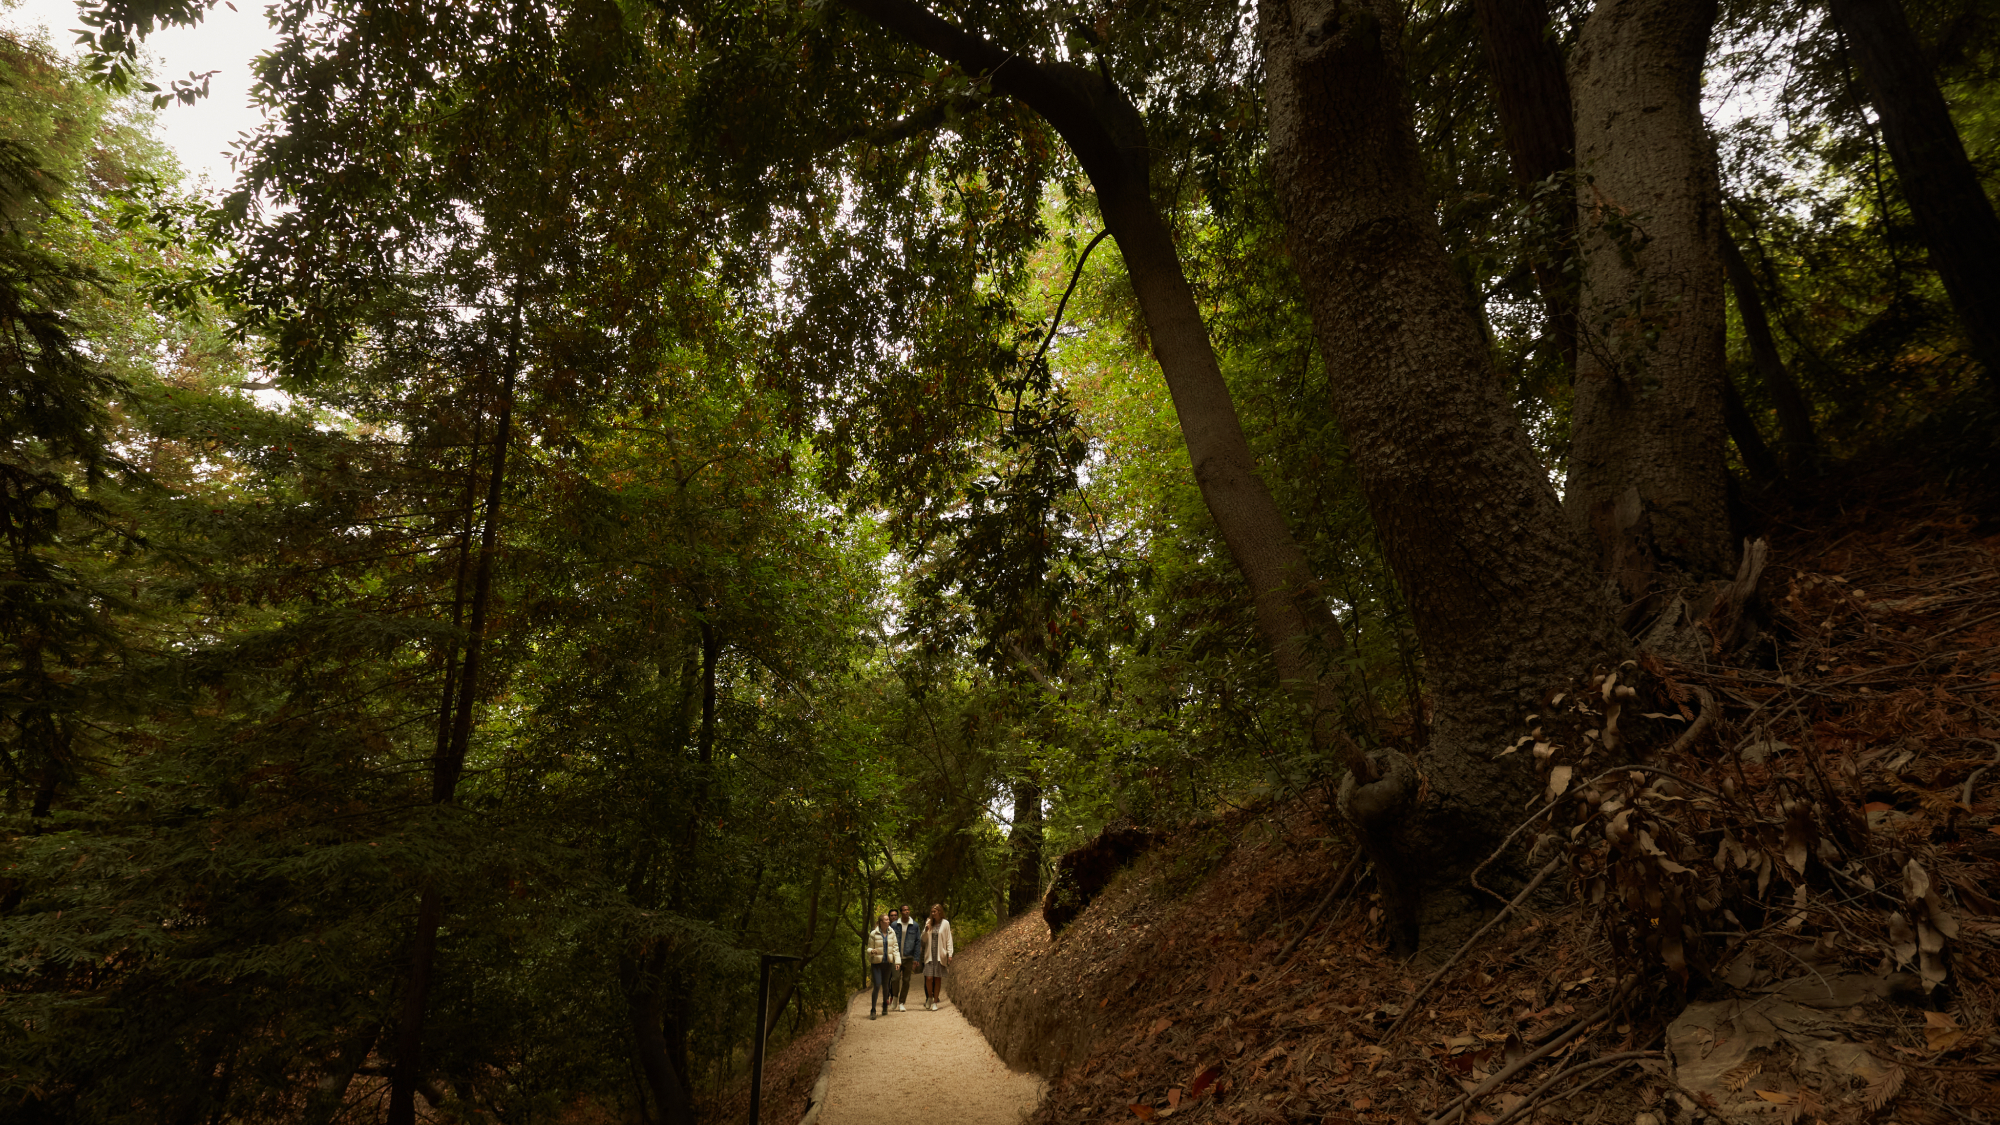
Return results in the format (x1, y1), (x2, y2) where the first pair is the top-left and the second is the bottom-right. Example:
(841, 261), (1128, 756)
(702, 1011), (843, 1125)
(947, 479), (2000, 1125)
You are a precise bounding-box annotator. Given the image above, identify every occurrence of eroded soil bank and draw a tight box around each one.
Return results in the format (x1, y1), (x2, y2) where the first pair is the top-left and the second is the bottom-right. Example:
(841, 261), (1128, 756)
(946, 479), (2000, 1124)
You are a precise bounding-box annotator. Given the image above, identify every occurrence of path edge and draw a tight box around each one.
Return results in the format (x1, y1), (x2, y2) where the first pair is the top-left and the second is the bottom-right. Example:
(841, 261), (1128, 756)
(795, 990), (858, 1125)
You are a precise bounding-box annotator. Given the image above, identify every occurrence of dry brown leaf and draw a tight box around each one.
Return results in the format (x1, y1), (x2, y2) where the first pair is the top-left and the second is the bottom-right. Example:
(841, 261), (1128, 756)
(1548, 765), (1574, 800)
(1889, 911), (1917, 967)
(1922, 1010), (1965, 1052)
(1189, 1064), (1221, 1099)
(1903, 858), (1931, 907)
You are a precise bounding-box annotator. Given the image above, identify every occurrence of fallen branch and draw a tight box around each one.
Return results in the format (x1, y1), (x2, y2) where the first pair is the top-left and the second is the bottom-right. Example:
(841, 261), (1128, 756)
(1487, 1051), (1660, 1125)
(1666, 686), (1716, 756)
(1385, 855), (1564, 1043)
(1961, 739), (2000, 808)
(1469, 801), (1563, 906)
(1422, 976), (1637, 1125)
(1275, 848), (1361, 964)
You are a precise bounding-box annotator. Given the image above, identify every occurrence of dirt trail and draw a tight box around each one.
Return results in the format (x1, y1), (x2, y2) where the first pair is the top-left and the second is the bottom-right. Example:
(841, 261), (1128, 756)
(810, 986), (1044, 1125)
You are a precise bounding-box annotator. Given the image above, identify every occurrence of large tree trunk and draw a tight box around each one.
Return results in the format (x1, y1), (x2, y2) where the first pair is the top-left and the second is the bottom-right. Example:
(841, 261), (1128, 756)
(1719, 230), (1817, 466)
(838, 0), (1354, 747)
(1259, 0), (1624, 949)
(1472, 0), (1580, 369)
(1566, 0), (1733, 601)
(1829, 0), (2000, 392)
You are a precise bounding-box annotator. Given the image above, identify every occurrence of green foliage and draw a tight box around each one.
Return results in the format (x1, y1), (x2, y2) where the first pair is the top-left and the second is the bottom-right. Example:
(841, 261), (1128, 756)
(4, 0), (1998, 1119)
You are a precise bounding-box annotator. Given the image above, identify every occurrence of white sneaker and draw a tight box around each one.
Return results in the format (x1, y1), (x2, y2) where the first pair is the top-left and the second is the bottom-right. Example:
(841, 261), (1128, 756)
(898, 1002), (906, 1012)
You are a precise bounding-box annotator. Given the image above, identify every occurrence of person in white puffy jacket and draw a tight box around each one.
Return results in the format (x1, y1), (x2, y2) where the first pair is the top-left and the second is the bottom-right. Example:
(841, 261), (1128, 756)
(918, 903), (952, 1011)
(865, 913), (899, 1019)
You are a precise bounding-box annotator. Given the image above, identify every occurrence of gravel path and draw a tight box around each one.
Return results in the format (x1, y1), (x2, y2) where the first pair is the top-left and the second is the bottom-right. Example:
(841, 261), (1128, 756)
(811, 986), (1044, 1125)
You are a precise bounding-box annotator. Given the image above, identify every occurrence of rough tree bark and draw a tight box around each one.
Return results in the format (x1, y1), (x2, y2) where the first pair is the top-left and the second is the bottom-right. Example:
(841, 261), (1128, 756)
(838, 0), (1355, 749)
(1829, 0), (2000, 393)
(1259, 0), (1624, 949)
(1471, 0), (1579, 369)
(1566, 0), (1734, 601)
(1719, 230), (1817, 467)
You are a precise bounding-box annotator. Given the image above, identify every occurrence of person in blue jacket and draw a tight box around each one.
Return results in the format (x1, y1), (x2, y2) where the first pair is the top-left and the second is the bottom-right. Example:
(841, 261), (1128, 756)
(891, 904), (922, 1012)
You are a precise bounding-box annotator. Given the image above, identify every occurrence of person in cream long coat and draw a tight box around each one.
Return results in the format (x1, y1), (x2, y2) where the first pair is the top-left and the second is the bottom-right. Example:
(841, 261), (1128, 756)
(865, 913), (900, 1019)
(918, 903), (952, 1010)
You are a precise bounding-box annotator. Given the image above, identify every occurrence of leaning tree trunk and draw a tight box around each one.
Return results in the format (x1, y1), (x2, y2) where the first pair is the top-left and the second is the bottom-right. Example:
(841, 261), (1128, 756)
(839, 0), (1356, 749)
(1566, 0), (1735, 601)
(1259, 0), (1625, 950)
(1829, 0), (2000, 394)
(1472, 0), (1580, 370)
(1719, 230), (1817, 467)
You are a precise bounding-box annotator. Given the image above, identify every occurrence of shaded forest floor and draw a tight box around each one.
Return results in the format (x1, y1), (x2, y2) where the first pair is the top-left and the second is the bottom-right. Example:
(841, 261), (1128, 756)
(701, 1009), (842, 1125)
(940, 469), (2000, 1125)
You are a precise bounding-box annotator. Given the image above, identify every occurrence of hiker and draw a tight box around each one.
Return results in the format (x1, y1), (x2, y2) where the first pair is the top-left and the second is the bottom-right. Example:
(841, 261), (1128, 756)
(918, 903), (952, 1011)
(866, 912), (899, 1019)
(892, 904), (921, 1012)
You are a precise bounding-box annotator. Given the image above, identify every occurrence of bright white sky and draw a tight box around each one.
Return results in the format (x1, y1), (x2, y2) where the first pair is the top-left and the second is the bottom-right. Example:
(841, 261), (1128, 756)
(3, 0), (279, 192)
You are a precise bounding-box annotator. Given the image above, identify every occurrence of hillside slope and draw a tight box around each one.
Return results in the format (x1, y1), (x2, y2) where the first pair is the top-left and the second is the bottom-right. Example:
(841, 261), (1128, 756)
(949, 478), (2000, 1124)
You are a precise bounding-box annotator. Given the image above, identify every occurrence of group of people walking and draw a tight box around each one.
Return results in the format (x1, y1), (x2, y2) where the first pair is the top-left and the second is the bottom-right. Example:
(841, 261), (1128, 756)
(865, 903), (952, 1019)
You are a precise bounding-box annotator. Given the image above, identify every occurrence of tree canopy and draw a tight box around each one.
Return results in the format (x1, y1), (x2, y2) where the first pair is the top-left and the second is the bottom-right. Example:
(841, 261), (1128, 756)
(5, 0), (1999, 1120)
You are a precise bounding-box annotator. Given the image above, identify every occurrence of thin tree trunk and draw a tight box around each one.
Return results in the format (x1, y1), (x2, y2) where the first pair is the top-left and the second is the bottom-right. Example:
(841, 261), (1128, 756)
(1472, 0), (1579, 369)
(1007, 776), (1043, 915)
(301, 1026), (378, 1125)
(387, 314), (521, 1125)
(1259, 0), (1625, 948)
(1829, 0), (2000, 393)
(1720, 372), (1782, 485)
(427, 411), (486, 773)
(697, 619), (718, 766)
(839, 0), (1356, 748)
(1719, 230), (1817, 465)
(1566, 0), (1734, 598)
(622, 945), (698, 1125)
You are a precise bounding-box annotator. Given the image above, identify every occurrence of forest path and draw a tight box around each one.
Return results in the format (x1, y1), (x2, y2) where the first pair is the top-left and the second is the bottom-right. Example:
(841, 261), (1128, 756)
(810, 983), (1044, 1125)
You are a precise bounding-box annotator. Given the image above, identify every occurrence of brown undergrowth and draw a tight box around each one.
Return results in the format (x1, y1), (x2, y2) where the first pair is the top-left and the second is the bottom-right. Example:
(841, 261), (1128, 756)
(948, 478), (2000, 1125)
(700, 1010), (841, 1125)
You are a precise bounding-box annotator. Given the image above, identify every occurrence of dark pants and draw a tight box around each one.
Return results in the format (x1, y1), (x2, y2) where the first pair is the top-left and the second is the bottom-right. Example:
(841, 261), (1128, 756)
(870, 963), (895, 1013)
(897, 959), (915, 1003)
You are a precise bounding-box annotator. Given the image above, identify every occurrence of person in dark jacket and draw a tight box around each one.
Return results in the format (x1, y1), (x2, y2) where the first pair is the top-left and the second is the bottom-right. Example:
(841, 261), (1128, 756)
(891, 904), (921, 1012)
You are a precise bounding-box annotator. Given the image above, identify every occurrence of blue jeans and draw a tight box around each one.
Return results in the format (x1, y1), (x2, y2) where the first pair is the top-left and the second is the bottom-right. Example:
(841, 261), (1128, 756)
(870, 963), (895, 1013)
